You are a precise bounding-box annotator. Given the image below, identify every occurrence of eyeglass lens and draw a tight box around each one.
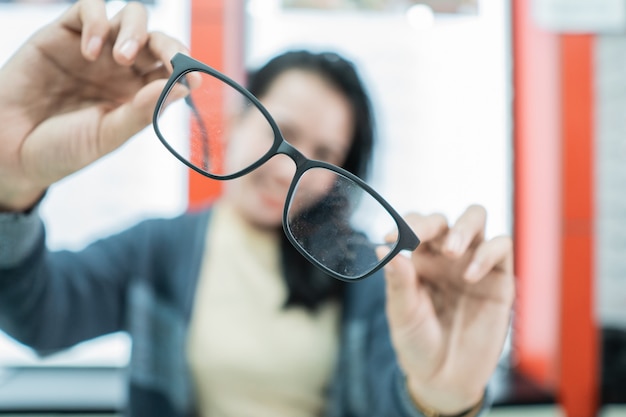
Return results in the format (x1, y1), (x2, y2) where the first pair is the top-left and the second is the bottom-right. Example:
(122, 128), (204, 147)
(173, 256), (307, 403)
(287, 167), (399, 279)
(155, 69), (400, 279)
(156, 71), (275, 177)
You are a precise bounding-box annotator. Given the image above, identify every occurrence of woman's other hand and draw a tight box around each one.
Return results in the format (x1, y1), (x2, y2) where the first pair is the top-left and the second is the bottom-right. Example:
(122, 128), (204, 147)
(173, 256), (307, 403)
(380, 205), (515, 415)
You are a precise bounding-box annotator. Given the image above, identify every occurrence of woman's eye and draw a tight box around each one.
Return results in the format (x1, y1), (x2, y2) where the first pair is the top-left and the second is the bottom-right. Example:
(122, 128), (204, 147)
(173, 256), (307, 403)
(313, 149), (329, 161)
(279, 125), (297, 144)
(313, 147), (338, 164)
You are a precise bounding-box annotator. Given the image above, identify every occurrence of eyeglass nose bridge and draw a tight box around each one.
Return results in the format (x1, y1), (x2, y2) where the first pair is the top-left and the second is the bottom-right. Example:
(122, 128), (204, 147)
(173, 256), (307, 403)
(275, 139), (310, 170)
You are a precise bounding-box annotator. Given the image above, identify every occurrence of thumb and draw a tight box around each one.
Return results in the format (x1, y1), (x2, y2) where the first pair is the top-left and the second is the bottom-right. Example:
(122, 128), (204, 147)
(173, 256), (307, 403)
(22, 79), (179, 187)
(377, 247), (421, 326)
(97, 79), (168, 155)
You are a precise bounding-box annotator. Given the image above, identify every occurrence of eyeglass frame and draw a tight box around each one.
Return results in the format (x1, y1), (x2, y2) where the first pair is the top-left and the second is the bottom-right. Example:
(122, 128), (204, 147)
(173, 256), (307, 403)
(152, 52), (420, 281)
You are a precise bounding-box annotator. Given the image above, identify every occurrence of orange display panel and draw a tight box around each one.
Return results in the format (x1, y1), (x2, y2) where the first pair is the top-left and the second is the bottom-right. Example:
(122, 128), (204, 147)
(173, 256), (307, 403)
(188, 0), (245, 210)
(513, 0), (599, 415)
(558, 34), (598, 417)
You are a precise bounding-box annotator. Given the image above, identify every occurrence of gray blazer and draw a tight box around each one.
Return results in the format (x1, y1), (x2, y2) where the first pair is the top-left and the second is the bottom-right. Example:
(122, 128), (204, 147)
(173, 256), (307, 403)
(0, 206), (491, 417)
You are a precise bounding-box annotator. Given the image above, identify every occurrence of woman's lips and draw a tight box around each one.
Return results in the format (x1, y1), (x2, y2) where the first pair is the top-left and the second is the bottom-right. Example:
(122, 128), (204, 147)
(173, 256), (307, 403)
(257, 190), (286, 211)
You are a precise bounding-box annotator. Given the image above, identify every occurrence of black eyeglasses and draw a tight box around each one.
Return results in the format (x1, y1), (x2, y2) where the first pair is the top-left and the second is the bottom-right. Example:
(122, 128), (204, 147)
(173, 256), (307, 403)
(153, 53), (419, 281)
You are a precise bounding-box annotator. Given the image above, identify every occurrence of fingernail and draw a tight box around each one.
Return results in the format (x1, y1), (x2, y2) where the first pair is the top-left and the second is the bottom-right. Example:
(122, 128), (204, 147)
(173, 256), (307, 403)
(376, 245), (391, 261)
(86, 36), (102, 59)
(376, 246), (395, 274)
(464, 261), (481, 281)
(119, 39), (138, 60)
(384, 262), (395, 276)
(446, 233), (462, 254)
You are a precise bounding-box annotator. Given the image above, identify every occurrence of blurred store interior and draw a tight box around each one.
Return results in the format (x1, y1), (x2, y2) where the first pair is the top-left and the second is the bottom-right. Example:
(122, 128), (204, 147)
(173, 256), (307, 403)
(1, 0), (626, 416)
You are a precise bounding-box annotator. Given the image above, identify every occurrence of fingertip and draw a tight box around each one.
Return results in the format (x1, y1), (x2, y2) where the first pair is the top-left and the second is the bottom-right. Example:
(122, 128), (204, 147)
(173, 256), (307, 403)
(376, 245), (404, 276)
(382, 254), (419, 320)
(185, 71), (203, 90)
(132, 80), (169, 120)
(84, 35), (103, 61)
(443, 232), (464, 257)
(65, 0), (109, 61)
(382, 252), (414, 290)
(463, 261), (482, 282)
(146, 31), (193, 75)
(375, 245), (391, 261)
(160, 82), (191, 109)
(405, 212), (449, 243)
(116, 38), (139, 63)
(109, 1), (149, 65)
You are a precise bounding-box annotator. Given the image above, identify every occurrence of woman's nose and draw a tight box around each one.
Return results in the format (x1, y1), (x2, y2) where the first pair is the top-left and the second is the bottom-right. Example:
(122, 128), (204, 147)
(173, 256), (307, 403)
(266, 154), (296, 185)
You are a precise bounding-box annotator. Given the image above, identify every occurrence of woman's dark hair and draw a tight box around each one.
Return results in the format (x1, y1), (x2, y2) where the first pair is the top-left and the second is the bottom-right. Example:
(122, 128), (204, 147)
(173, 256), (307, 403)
(247, 50), (376, 311)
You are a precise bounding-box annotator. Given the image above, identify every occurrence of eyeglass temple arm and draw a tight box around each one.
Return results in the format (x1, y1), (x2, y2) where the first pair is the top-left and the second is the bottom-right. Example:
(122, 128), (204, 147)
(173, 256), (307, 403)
(180, 76), (211, 172)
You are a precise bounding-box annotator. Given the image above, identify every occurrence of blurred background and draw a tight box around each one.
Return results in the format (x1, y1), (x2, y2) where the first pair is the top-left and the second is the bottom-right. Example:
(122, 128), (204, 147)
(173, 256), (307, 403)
(0, 0), (625, 416)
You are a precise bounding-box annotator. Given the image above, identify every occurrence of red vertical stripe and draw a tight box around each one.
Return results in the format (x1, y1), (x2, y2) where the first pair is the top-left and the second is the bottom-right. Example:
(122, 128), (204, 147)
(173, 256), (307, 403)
(512, 0), (561, 387)
(188, 0), (245, 210)
(513, 3), (599, 414)
(559, 34), (598, 417)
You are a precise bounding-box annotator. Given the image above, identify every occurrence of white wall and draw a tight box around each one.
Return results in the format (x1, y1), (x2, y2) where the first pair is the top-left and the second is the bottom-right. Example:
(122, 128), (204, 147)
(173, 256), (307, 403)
(245, 0), (513, 362)
(246, 0), (512, 239)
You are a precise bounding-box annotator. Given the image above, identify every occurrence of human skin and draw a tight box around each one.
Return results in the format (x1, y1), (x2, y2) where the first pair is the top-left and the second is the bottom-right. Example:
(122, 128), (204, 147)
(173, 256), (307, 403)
(381, 208), (514, 413)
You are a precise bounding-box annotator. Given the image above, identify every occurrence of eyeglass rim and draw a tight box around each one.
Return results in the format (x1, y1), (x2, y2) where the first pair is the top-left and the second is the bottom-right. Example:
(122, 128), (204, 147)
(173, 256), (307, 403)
(282, 160), (420, 281)
(153, 52), (420, 281)
(153, 53), (284, 181)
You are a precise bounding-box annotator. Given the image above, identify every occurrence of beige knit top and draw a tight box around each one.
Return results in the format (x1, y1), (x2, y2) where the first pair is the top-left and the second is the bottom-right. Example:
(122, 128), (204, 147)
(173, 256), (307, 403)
(186, 202), (341, 417)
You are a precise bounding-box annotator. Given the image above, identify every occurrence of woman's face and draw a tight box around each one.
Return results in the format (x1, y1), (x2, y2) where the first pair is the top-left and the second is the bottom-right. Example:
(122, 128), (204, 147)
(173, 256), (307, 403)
(222, 69), (355, 230)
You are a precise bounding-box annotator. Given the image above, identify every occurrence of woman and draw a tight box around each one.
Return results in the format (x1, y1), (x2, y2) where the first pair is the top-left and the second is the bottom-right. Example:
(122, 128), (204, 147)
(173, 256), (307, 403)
(0, 1), (514, 416)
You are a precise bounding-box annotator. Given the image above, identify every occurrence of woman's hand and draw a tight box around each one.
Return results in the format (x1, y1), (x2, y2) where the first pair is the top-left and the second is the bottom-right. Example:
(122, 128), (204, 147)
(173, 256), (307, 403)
(0, 0), (194, 211)
(380, 205), (514, 414)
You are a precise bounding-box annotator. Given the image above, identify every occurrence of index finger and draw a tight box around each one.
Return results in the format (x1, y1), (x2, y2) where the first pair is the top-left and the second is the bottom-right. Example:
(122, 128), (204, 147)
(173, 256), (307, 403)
(109, 1), (149, 65)
(443, 204), (486, 258)
(59, 0), (110, 61)
(400, 212), (449, 244)
(464, 235), (514, 285)
(144, 31), (190, 73)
